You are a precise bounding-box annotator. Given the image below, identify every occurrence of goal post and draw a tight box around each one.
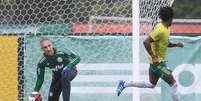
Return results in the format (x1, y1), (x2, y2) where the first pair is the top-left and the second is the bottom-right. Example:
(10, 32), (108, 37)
(0, 0), (175, 101)
(132, 0), (140, 100)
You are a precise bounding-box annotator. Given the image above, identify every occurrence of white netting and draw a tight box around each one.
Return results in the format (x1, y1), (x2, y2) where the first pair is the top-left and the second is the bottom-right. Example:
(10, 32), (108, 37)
(140, 0), (174, 34)
(0, 0), (174, 101)
(0, 0), (174, 34)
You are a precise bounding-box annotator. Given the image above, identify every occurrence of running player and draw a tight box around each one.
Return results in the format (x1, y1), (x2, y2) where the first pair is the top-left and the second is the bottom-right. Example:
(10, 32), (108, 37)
(117, 6), (183, 101)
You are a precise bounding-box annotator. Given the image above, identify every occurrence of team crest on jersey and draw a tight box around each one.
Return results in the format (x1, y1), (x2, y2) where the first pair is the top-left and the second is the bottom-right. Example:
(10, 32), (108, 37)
(57, 57), (63, 63)
(46, 63), (50, 66)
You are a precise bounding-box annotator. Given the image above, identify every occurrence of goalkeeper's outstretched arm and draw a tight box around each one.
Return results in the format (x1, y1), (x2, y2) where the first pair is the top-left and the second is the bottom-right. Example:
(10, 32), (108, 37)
(34, 64), (45, 92)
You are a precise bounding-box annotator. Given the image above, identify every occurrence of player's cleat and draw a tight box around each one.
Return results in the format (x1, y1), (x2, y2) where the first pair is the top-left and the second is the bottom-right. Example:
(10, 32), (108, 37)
(117, 80), (125, 96)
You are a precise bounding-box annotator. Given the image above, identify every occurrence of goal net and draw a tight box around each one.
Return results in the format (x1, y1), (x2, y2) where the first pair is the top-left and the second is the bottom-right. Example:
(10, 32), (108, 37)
(0, 0), (174, 101)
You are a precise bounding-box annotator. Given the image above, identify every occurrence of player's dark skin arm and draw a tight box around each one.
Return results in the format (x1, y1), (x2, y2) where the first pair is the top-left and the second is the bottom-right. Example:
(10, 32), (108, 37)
(143, 36), (159, 66)
(168, 40), (184, 48)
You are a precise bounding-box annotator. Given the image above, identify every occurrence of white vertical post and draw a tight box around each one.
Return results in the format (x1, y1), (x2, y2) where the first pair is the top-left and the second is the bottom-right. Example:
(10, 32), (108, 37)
(132, 0), (140, 101)
(89, 16), (93, 33)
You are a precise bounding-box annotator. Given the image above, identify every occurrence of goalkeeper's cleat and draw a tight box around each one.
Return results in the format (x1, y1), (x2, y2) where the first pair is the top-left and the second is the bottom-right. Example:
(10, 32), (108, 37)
(117, 80), (125, 96)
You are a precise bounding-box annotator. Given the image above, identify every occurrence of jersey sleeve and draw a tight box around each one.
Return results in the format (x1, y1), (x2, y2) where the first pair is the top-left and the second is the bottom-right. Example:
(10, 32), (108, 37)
(34, 63), (45, 92)
(150, 27), (164, 41)
(64, 49), (81, 68)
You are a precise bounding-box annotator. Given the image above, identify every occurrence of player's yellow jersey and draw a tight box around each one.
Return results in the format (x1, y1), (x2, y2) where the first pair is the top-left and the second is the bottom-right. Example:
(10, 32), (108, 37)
(149, 22), (170, 64)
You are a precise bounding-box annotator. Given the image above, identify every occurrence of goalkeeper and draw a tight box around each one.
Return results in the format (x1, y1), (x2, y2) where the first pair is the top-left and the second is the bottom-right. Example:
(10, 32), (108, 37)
(117, 6), (183, 101)
(30, 38), (80, 101)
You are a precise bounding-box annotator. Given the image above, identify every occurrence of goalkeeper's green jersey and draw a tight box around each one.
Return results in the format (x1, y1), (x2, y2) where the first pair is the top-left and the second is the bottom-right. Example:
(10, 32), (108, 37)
(34, 48), (80, 92)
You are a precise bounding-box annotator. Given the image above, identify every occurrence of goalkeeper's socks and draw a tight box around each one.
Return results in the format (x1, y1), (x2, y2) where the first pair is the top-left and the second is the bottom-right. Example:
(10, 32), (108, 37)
(124, 81), (155, 88)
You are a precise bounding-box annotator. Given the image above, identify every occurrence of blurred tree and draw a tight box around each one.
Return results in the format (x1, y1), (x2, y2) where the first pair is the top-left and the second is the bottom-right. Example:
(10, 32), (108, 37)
(173, 0), (201, 19)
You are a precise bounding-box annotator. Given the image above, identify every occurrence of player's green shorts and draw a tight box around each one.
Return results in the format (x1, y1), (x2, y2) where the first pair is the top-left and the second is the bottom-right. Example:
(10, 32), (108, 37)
(149, 62), (172, 82)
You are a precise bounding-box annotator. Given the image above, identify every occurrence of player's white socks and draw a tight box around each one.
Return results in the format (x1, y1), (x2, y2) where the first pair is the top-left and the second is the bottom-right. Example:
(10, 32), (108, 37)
(171, 83), (179, 101)
(124, 81), (155, 88)
(124, 81), (179, 101)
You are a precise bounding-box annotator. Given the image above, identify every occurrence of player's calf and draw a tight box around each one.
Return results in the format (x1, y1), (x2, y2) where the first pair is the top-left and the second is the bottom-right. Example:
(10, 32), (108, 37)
(171, 83), (179, 101)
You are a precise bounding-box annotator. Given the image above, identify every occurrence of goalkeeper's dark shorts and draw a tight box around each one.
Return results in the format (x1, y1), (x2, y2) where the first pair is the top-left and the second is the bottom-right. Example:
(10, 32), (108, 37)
(149, 62), (172, 82)
(48, 67), (77, 101)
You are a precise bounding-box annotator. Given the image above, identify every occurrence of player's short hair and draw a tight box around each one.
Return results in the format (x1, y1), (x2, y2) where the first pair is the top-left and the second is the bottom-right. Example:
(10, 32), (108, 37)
(40, 38), (50, 44)
(159, 6), (174, 21)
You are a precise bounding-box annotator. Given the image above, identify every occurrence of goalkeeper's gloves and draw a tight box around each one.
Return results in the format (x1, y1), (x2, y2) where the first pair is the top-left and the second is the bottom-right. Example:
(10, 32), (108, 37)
(28, 92), (42, 101)
(62, 64), (73, 80)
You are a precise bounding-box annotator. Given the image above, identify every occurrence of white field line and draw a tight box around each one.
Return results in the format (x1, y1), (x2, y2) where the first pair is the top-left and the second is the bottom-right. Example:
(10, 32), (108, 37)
(77, 63), (148, 70)
(71, 87), (161, 94)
